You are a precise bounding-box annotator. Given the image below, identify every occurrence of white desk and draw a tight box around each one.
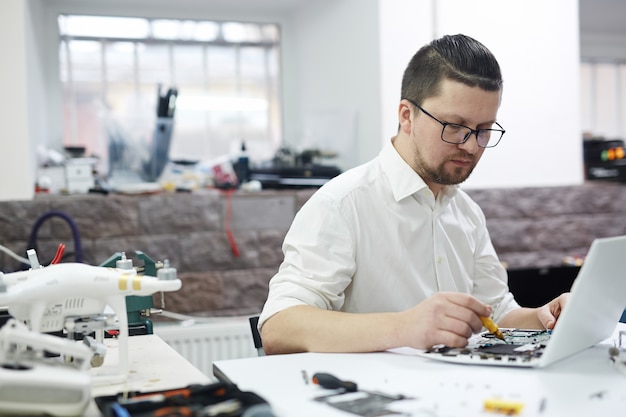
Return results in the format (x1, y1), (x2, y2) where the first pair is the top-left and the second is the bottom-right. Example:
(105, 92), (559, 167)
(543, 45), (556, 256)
(213, 328), (626, 417)
(86, 334), (212, 416)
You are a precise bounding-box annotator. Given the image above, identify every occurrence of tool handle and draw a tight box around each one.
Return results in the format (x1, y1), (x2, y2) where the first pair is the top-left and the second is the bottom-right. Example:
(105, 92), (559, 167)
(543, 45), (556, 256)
(480, 316), (506, 341)
(479, 316), (498, 333)
(312, 372), (358, 392)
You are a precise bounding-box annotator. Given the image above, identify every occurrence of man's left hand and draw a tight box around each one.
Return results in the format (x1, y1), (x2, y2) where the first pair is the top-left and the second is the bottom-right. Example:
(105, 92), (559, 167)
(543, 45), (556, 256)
(537, 293), (570, 329)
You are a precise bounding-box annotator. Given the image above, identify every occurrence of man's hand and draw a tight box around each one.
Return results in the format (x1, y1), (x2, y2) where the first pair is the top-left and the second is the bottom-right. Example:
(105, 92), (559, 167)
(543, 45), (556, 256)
(397, 292), (492, 349)
(537, 292), (570, 329)
(500, 292), (571, 331)
(261, 292), (492, 354)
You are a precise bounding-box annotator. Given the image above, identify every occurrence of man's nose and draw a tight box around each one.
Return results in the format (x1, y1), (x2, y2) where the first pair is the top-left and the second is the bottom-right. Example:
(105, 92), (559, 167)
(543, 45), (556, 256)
(457, 133), (480, 154)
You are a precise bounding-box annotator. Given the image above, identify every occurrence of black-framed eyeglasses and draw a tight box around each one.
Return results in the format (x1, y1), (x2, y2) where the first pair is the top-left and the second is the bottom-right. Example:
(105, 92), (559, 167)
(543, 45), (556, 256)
(404, 98), (505, 148)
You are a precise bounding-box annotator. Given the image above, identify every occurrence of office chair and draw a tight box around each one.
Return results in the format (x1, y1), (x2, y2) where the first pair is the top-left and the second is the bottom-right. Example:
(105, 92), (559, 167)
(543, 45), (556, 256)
(248, 316), (265, 356)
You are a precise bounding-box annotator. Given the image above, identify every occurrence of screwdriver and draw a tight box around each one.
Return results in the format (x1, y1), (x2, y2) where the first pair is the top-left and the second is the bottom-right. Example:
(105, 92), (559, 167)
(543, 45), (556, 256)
(480, 316), (506, 341)
(312, 372), (358, 392)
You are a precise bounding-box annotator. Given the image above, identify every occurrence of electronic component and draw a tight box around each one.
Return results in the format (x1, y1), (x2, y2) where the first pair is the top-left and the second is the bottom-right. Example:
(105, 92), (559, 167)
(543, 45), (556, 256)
(425, 329), (552, 363)
(312, 371), (411, 417)
(483, 397), (525, 415)
(483, 328), (551, 344)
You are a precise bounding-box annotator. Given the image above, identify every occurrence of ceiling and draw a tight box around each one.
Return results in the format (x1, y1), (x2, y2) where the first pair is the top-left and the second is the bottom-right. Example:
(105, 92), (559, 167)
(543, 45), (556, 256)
(58, 0), (626, 39)
(204, 0), (626, 39)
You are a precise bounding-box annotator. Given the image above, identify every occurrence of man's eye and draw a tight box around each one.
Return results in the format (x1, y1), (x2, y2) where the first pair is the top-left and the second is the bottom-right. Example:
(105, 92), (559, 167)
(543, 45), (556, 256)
(446, 124), (466, 133)
(478, 130), (492, 139)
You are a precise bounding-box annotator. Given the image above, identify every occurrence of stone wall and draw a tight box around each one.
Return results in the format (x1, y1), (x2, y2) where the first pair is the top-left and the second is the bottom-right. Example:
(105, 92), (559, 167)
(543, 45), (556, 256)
(0, 189), (314, 318)
(467, 183), (626, 268)
(1, 182), (625, 317)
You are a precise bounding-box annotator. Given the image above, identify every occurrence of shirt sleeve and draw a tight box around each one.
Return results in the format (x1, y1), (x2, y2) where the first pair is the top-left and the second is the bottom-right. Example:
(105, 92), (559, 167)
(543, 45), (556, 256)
(258, 191), (356, 329)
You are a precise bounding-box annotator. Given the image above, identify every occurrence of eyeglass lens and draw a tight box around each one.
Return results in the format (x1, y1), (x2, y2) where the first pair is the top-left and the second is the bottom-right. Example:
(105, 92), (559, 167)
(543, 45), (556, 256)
(442, 125), (502, 148)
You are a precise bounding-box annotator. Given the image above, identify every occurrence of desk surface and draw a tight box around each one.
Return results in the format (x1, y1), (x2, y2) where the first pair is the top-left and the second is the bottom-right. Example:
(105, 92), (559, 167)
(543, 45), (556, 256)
(213, 326), (626, 417)
(86, 334), (212, 416)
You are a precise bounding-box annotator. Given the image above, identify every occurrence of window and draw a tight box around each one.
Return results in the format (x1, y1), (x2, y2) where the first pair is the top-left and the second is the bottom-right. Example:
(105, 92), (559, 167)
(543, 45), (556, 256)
(58, 15), (282, 178)
(580, 60), (626, 141)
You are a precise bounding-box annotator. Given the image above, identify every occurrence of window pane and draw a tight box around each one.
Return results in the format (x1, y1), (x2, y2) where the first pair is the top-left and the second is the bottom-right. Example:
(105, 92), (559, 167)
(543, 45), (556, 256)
(261, 24), (280, 42)
(59, 41), (69, 83)
(594, 64), (619, 138)
(59, 15), (149, 39)
(222, 22), (247, 43)
(59, 15), (282, 177)
(240, 46), (267, 82)
(105, 42), (136, 83)
(67, 40), (102, 83)
(616, 64), (626, 139)
(194, 22), (219, 41)
(173, 45), (204, 85)
(137, 43), (171, 85)
(206, 46), (238, 93)
(580, 63), (594, 135)
(152, 19), (180, 40)
(62, 84), (104, 150)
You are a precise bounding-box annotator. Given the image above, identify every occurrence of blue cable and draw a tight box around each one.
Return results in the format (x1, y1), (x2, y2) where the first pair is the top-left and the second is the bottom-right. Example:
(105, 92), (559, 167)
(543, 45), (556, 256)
(110, 403), (131, 417)
(24, 210), (83, 268)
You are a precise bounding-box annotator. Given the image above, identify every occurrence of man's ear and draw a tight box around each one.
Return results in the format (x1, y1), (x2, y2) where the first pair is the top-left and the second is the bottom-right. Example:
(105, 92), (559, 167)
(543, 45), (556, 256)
(398, 100), (413, 134)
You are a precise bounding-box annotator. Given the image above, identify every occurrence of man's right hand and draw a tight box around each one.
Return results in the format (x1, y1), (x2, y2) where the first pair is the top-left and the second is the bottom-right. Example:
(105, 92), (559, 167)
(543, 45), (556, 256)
(261, 292), (491, 354)
(395, 292), (492, 349)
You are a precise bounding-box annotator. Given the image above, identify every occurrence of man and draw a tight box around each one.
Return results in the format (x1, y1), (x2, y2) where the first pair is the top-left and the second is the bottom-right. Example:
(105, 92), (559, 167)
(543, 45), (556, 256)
(259, 34), (568, 355)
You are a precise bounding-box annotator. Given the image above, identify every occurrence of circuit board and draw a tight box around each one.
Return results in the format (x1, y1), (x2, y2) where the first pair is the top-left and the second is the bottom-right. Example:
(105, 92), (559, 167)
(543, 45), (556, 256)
(421, 329), (552, 366)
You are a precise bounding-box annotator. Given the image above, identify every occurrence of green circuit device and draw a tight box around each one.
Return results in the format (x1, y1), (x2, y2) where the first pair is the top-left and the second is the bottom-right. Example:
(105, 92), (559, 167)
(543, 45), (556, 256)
(99, 251), (164, 335)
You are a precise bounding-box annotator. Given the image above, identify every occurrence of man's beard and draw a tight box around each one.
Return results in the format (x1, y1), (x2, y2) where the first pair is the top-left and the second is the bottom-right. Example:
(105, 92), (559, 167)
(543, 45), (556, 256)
(414, 151), (476, 186)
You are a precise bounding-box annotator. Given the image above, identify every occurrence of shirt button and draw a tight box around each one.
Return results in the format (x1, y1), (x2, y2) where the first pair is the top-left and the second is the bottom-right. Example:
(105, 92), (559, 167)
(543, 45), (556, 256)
(437, 256), (443, 263)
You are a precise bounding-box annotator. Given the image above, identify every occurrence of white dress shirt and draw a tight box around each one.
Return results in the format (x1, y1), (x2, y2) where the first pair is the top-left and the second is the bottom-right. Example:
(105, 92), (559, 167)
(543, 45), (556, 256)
(259, 140), (520, 329)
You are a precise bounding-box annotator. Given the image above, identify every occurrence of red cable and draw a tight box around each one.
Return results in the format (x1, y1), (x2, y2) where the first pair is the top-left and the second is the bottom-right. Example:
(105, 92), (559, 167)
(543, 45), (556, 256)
(223, 189), (240, 257)
(50, 243), (66, 264)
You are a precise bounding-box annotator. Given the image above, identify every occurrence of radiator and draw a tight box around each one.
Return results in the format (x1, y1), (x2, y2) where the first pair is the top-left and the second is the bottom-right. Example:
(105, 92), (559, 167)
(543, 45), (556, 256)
(153, 317), (257, 379)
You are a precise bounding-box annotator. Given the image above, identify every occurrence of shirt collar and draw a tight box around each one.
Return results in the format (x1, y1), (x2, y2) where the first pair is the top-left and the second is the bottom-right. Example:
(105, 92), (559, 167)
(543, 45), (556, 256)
(380, 139), (458, 202)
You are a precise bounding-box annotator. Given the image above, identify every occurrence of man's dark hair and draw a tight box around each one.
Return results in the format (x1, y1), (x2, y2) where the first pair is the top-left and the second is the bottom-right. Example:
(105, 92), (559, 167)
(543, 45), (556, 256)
(401, 34), (503, 106)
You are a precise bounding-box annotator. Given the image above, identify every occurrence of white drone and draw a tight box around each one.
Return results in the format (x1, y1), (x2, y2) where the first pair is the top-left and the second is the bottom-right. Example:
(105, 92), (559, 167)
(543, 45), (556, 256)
(0, 250), (182, 386)
(0, 318), (93, 416)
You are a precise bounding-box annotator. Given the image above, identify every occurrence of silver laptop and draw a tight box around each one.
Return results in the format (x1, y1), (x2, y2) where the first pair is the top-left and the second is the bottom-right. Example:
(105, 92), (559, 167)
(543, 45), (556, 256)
(418, 235), (626, 368)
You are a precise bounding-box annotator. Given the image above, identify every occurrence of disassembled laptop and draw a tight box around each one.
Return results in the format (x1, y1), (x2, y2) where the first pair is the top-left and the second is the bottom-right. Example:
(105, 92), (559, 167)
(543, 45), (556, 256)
(425, 329), (553, 364)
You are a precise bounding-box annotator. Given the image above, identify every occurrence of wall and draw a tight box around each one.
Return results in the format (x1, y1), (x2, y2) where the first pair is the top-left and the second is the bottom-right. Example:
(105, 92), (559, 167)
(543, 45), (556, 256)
(2, 184), (625, 317)
(378, 0), (582, 189)
(579, 0), (626, 62)
(0, 189), (312, 317)
(287, 0), (381, 169)
(378, 0), (432, 160)
(0, 0), (35, 201)
(291, 0), (583, 188)
(0, 0), (585, 201)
